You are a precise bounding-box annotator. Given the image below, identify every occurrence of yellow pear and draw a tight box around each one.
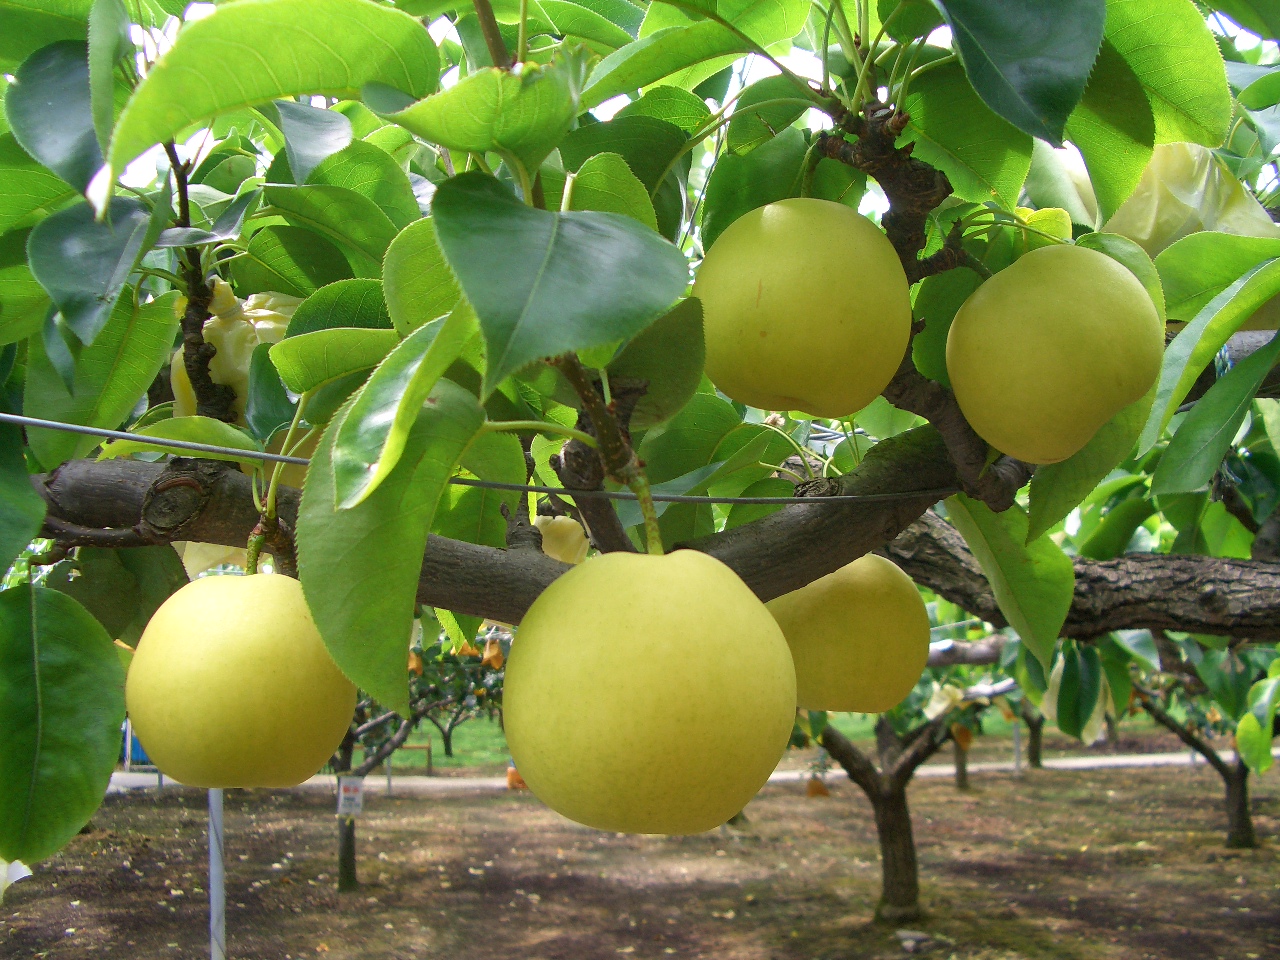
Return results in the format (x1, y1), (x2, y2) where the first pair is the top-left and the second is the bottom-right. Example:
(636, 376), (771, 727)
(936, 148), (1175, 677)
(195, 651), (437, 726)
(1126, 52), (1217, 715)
(946, 244), (1163, 464)
(504, 550), (795, 834)
(534, 515), (590, 564)
(126, 574), (356, 788)
(693, 198), (911, 419)
(767, 555), (930, 713)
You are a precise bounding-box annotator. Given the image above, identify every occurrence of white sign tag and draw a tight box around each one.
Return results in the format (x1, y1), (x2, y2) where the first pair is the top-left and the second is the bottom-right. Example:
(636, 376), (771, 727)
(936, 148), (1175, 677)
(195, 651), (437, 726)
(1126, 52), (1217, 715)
(337, 777), (364, 816)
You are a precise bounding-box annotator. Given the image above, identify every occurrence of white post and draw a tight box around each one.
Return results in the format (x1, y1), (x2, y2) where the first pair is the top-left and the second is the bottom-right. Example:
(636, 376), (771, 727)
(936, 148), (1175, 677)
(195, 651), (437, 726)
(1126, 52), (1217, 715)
(124, 720), (133, 771)
(385, 754), (393, 798)
(208, 789), (226, 960)
(1012, 718), (1023, 777)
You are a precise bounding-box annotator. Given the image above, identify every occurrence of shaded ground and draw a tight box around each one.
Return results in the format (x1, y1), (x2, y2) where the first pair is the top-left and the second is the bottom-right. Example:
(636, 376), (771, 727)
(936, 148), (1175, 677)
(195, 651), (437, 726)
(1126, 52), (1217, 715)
(5, 765), (1276, 960)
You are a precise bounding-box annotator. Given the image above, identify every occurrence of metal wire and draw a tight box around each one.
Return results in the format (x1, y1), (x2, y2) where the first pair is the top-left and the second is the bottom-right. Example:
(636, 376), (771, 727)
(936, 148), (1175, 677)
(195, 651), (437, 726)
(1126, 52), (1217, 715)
(3, 411), (952, 506)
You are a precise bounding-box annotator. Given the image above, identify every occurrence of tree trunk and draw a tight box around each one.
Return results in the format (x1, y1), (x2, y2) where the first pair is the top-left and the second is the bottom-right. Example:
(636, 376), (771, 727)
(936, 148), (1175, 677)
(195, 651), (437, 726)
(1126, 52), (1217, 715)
(1224, 760), (1258, 850)
(1104, 713), (1120, 749)
(441, 728), (454, 758)
(337, 817), (358, 892)
(952, 739), (969, 790)
(872, 784), (921, 922)
(1020, 704), (1044, 769)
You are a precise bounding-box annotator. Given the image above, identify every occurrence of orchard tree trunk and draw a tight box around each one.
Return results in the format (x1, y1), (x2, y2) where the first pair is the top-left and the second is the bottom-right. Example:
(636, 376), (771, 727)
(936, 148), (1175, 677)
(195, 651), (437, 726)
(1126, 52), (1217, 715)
(1225, 760), (1258, 850)
(872, 784), (921, 922)
(1020, 701), (1045, 769)
(952, 740), (969, 790)
(337, 817), (359, 892)
(441, 727), (454, 758)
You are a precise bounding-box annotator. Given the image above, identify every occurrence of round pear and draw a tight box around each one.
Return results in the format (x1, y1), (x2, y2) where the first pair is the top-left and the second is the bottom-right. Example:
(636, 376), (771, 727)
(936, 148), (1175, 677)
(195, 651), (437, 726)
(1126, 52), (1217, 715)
(767, 555), (930, 713)
(946, 244), (1163, 464)
(693, 198), (911, 419)
(126, 574), (356, 788)
(504, 550), (796, 834)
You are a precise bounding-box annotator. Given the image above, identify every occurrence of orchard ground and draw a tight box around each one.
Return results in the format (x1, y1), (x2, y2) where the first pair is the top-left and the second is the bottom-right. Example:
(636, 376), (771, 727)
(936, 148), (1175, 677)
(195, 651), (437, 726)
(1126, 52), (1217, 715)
(5, 724), (1277, 960)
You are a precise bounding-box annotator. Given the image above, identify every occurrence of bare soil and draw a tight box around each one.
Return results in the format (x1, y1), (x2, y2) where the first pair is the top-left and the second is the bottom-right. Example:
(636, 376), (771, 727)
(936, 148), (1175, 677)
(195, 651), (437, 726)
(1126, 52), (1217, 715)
(3, 763), (1276, 960)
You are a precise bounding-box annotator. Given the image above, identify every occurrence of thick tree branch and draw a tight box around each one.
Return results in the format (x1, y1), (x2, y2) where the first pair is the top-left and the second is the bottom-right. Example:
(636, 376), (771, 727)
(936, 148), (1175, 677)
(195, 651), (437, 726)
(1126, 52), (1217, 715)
(926, 634), (1007, 667)
(886, 511), (1280, 643)
(819, 723), (882, 797)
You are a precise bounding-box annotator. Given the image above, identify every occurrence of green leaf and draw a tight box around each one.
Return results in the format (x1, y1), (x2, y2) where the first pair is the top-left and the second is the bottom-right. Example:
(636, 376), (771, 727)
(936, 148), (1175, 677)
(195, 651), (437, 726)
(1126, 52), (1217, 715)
(23, 290), (180, 469)
(285, 279), (392, 338)
(607, 297), (704, 427)
(1027, 383), (1155, 542)
(636, 391), (740, 483)
(108, 0), (440, 173)
(1215, 0), (1280, 41)
(1076, 495), (1154, 559)
(1155, 231), (1280, 322)
(1152, 331), (1280, 495)
(900, 61), (1034, 207)
(275, 98), (353, 185)
(946, 494), (1075, 668)
(234, 224), (355, 298)
(382, 218), (461, 338)
(1138, 258), (1280, 455)
(332, 305), (476, 509)
(264, 183), (399, 269)
(244, 343), (296, 444)
(155, 188), (260, 249)
(911, 267), (983, 387)
(5, 40), (100, 192)
(1196, 649), (1255, 722)
(0, 229), (52, 346)
(0, 584), (124, 864)
(540, 0), (635, 48)
(26, 197), (155, 345)
(726, 75), (811, 155)
(434, 429), (525, 547)
(374, 57), (580, 173)
(1236, 671), (1279, 775)
(1055, 640), (1102, 739)
(1063, 40), (1155, 222)
(97, 416), (264, 466)
(306, 139), (421, 231)
(933, 0), (1105, 145)
(0, 133), (76, 235)
(554, 152), (659, 231)
(43, 545), (186, 645)
(1104, 0), (1231, 147)
(431, 172), (689, 395)
(0, 414), (45, 573)
(615, 85), (711, 133)
(0, 1), (91, 74)
(701, 126), (806, 249)
(87, 0), (130, 153)
(297, 378), (485, 716)
(269, 327), (399, 394)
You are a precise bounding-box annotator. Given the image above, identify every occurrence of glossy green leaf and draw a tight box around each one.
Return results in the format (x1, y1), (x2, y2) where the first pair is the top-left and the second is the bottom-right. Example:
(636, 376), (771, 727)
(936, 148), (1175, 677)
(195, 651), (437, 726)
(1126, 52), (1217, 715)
(1104, 0), (1231, 147)
(97, 416), (264, 465)
(726, 75), (811, 155)
(44, 545), (186, 646)
(607, 297), (703, 427)
(332, 305), (476, 509)
(264, 183), (399, 269)
(87, 0), (130, 153)
(911, 266), (982, 387)
(285, 278), (392, 338)
(269, 327), (399, 394)
(880, 0), (940, 40)
(637, 391), (740, 484)
(307, 139), (420, 231)
(553, 152), (658, 230)
(382, 218), (461, 337)
(234, 224), (354, 298)
(375, 57), (580, 173)
(431, 172), (689, 395)
(1236, 669), (1279, 775)
(0, 414), (45, 573)
(1027, 383), (1155, 542)
(434, 429), (525, 547)
(900, 62), (1034, 207)
(1138, 258), (1280, 454)
(154, 188), (259, 249)
(297, 379), (485, 716)
(1063, 40), (1154, 222)
(701, 126), (806, 248)
(1152, 331), (1280, 495)
(26, 197), (153, 345)
(0, 228), (52, 346)
(108, 0), (440, 173)
(1077, 496), (1154, 560)
(5, 40), (100, 192)
(0, 584), (124, 864)
(933, 0), (1104, 145)
(1155, 232), (1280, 322)
(1216, 0), (1280, 41)
(615, 85), (710, 133)
(275, 98), (353, 185)
(0, 1), (91, 73)
(946, 494), (1075, 668)
(1196, 649), (1255, 722)
(23, 290), (179, 469)
(244, 343), (296, 444)
(540, 0), (635, 48)
(1055, 640), (1102, 740)
(0, 133), (76, 236)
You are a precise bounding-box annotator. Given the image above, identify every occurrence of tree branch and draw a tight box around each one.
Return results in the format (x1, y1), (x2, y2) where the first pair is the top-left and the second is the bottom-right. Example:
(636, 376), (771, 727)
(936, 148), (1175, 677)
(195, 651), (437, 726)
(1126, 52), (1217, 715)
(471, 0), (513, 68)
(1134, 686), (1230, 779)
(819, 723), (883, 797)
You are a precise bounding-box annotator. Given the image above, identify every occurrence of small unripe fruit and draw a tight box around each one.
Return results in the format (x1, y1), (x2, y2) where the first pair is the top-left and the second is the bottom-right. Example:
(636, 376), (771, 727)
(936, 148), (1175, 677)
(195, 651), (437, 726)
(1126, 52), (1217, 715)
(534, 515), (590, 564)
(504, 551), (795, 834)
(767, 555), (930, 713)
(694, 198), (911, 419)
(946, 244), (1163, 465)
(126, 574), (356, 788)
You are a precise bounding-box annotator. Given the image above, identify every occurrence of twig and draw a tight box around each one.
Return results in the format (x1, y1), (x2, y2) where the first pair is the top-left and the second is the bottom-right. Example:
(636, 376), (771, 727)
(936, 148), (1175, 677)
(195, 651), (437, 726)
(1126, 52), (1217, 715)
(472, 0), (513, 68)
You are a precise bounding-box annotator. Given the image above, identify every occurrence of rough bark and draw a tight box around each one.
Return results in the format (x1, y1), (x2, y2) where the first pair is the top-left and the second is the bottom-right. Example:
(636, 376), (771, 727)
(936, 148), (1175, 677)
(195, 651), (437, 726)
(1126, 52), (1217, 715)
(1019, 701), (1045, 770)
(1225, 760), (1258, 850)
(337, 817), (358, 893)
(872, 784), (921, 922)
(952, 740), (969, 790)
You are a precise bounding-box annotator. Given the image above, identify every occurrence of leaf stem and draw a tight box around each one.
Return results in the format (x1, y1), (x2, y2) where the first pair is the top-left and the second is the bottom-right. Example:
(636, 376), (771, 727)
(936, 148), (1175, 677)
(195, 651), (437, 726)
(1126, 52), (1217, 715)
(629, 471), (664, 555)
(517, 0), (529, 64)
(479, 419), (600, 449)
(264, 392), (311, 523)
